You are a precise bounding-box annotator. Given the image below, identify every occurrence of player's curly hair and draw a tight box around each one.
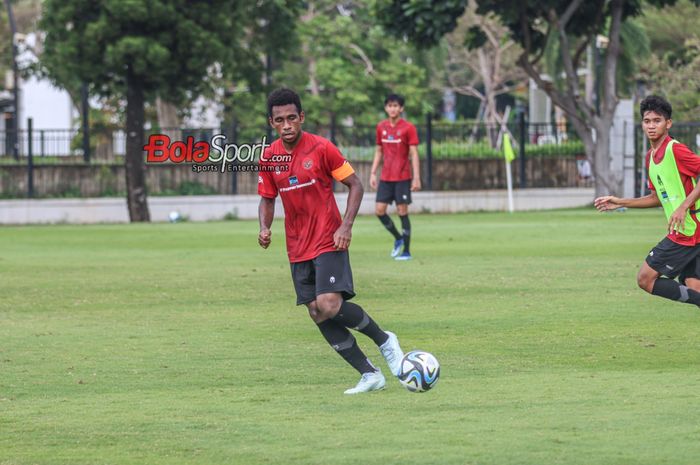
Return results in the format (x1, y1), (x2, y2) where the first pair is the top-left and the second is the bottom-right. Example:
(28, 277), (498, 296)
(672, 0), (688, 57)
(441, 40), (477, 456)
(267, 88), (303, 117)
(640, 95), (672, 120)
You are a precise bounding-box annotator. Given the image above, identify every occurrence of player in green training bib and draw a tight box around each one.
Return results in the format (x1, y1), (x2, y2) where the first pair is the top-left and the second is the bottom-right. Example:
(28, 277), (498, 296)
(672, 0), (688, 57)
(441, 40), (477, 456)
(595, 95), (700, 308)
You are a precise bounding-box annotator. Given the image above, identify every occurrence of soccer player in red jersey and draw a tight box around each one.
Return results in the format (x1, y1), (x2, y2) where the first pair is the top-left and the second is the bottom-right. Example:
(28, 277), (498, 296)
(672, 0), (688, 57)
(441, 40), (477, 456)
(370, 94), (421, 260)
(595, 95), (700, 308)
(258, 88), (405, 394)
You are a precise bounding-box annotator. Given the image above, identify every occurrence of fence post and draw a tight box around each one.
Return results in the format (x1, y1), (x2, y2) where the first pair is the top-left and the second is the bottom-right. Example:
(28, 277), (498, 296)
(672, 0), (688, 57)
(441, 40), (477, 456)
(81, 83), (90, 163)
(40, 130), (45, 157)
(426, 112), (433, 190)
(27, 118), (33, 198)
(518, 110), (526, 188)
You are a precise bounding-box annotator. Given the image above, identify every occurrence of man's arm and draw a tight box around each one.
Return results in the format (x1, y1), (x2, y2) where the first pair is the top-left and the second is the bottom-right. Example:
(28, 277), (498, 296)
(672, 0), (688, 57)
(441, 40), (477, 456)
(594, 192), (660, 211)
(369, 146), (382, 190)
(334, 173), (364, 250)
(409, 145), (421, 191)
(258, 197), (275, 248)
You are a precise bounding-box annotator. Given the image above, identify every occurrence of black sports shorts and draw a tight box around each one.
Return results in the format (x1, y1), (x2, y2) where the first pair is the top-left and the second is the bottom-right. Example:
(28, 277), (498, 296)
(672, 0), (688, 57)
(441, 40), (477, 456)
(646, 237), (700, 282)
(376, 180), (412, 205)
(290, 250), (356, 305)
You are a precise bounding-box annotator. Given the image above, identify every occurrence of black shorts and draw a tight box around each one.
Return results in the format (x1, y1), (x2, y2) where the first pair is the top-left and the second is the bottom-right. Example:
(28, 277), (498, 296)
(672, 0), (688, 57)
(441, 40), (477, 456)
(290, 250), (356, 305)
(376, 180), (412, 205)
(645, 237), (700, 282)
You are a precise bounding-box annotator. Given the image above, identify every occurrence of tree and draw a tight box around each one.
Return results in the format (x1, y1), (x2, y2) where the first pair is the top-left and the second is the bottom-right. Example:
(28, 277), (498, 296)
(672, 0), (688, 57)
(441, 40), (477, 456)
(377, 0), (694, 196)
(276, 0), (437, 128)
(39, 0), (267, 221)
(443, 0), (527, 146)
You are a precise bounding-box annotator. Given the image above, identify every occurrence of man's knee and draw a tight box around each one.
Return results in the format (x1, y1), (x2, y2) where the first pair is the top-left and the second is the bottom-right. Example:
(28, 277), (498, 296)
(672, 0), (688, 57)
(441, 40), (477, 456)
(375, 203), (388, 216)
(397, 204), (408, 216)
(685, 278), (700, 292)
(315, 293), (342, 319)
(637, 270), (656, 293)
(306, 301), (324, 323)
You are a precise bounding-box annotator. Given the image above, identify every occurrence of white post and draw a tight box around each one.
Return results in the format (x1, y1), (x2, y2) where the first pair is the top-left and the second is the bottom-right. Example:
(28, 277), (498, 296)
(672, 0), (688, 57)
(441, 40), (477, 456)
(505, 160), (514, 213)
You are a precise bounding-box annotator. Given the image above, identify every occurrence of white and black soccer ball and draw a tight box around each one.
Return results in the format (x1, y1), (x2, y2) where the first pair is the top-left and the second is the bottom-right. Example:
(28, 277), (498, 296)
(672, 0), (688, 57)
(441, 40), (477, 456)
(168, 211), (181, 223)
(398, 350), (440, 392)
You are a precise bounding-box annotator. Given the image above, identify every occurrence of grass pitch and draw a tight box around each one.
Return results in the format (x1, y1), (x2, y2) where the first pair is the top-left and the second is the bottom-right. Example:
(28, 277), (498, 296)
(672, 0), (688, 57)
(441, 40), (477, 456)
(2, 209), (700, 465)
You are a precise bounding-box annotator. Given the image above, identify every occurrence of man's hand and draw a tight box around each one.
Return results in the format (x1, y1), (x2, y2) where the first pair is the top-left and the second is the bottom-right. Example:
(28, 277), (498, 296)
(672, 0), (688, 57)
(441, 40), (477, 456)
(369, 173), (378, 190)
(669, 205), (688, 235)
(594, 196), (623, 212)
(411, 178), (422, 192)
(258, 228), (271, 249)
(333, 223), (352, 250)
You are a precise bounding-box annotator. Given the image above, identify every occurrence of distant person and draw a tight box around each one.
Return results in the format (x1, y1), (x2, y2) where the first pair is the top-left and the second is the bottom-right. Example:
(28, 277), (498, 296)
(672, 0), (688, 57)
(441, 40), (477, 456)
(258, 88), (404, 394)
(370, 94), (421, 260)
(594, 95), (700, 308)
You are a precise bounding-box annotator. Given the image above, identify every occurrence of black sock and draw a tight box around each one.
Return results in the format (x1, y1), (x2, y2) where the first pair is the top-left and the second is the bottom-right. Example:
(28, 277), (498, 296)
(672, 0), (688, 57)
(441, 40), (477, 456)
(316, 320), (377, 374)
(651, 278), (700, 306)
(399, 214), (411, 254)
(378, 214), (402, 240)
(332, 301), (389, 347)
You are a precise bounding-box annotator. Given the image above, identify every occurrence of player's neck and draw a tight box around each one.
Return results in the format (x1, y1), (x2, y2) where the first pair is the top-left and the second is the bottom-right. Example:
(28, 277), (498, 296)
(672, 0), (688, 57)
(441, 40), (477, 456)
(650, 134), (668, 151)
(388, 116), (402, 126)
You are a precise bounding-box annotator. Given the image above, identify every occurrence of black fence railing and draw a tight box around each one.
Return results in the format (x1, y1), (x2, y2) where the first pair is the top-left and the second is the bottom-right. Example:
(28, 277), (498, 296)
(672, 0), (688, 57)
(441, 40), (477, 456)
(0, 119), (586, 162)
(0, 117), (611, 198)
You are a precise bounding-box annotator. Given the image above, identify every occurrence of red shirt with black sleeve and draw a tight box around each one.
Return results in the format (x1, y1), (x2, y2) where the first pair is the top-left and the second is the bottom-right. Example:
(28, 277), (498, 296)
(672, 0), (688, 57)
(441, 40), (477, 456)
(258, 132), (355, 263)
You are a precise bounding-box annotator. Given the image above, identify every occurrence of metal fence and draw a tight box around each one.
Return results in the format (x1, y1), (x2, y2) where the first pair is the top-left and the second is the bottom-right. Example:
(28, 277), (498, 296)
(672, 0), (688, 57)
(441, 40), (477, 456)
(0, 119), (586, 163)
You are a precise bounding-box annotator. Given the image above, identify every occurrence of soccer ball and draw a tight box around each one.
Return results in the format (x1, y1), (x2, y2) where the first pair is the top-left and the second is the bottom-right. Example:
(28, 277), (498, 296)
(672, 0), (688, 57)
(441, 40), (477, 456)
(398, 350), (440, 392)
(168, 211), (181, 223)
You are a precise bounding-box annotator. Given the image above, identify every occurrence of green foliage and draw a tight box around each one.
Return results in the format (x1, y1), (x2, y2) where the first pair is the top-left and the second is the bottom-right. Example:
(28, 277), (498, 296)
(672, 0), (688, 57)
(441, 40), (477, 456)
(644, 38), (700, 121)
(375, 0), (468, 48)
(270, 0), (438, 125)
(639, 0), (700, 64)
(39, 0), (264, 106)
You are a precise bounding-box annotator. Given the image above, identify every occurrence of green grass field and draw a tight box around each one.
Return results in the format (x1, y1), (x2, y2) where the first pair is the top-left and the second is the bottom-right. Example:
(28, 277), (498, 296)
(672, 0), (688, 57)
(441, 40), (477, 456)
(2, 209), (700, 465)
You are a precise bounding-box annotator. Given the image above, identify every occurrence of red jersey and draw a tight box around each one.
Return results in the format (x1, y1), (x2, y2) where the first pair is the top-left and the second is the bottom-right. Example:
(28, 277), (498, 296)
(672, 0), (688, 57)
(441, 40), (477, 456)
(376, 118), (419, 181)
(645, 135), (700, 246)
(258, 132), (355, 263)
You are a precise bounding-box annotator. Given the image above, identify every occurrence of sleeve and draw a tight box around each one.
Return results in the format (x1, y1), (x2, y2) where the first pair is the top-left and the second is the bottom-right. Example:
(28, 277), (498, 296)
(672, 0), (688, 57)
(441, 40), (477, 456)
(376, 124), (383, 146)
(408, 123), (420, 145)
(673, 142), (700, 178)
(646, 151), (654, 191)
(257, 152), (278, 198)
(325, 140), (355, 181)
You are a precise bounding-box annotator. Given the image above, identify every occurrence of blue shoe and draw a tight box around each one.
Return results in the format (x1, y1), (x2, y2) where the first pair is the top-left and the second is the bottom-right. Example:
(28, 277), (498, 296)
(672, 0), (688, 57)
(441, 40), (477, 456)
(395, 252), (412, 261)
(391, 238), (404, 257)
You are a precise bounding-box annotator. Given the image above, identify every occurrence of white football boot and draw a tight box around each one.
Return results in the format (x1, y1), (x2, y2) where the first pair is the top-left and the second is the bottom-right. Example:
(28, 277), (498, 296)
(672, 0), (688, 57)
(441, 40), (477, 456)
(343, 370), (386, 395)
(379, 331), (404, 376)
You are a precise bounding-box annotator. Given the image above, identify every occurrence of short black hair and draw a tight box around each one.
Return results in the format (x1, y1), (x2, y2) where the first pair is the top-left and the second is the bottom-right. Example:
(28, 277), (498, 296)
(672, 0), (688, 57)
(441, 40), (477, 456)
(384, 93), (405, 107)
(640, 95), (672, 120)
(267, 88), (302, 117)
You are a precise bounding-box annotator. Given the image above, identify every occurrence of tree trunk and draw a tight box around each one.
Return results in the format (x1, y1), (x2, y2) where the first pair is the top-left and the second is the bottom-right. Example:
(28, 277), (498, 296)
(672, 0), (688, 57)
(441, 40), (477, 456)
(125, 67), (150, 222)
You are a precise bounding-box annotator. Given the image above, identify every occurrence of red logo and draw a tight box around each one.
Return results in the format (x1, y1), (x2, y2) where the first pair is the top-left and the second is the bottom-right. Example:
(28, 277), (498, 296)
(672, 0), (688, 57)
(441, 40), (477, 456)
(144, 135), (209, 163)
(303, 159), (313, 169)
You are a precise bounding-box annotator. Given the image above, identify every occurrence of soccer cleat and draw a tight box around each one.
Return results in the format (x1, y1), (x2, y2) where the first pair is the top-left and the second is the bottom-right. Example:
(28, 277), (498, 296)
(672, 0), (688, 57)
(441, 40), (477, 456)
(379, 331), (404, 376)
(343, 370), (386, 394)
(395, 252), (412, 261)
(391, 238), (404, 257)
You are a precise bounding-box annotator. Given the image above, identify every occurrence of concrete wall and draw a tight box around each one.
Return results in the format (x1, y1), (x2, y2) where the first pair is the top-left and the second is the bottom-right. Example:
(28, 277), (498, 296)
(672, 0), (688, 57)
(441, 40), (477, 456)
(0, 158), (593, 198)
(0, 188), (595, 224)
